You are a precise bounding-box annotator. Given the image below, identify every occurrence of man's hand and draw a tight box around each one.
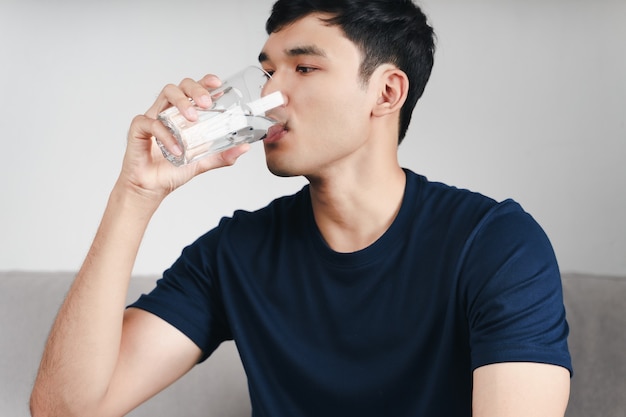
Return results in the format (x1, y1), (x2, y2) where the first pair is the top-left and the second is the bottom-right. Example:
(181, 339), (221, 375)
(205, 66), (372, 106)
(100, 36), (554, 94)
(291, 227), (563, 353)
(118, 74), (250, 204)
(30, 73), (250, 417)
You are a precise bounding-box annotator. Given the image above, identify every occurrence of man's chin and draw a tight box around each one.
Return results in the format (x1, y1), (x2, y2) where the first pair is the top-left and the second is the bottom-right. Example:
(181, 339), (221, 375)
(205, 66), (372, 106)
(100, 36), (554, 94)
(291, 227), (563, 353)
(264, 155), (304, 178)
(266, 163), (298, 178)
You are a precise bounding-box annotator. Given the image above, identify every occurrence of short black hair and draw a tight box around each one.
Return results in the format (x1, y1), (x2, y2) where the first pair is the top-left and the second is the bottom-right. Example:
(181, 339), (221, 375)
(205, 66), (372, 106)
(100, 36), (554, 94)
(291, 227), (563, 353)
(266, 0), (436, 143)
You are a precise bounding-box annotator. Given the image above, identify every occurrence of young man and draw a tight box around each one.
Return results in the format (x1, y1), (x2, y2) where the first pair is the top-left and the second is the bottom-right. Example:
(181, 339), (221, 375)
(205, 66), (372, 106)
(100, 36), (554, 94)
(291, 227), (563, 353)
(31, 1), (572, 416)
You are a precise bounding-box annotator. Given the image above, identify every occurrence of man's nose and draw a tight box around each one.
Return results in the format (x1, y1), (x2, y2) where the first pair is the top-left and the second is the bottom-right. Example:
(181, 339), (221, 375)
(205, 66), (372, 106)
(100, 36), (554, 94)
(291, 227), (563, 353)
(261, 72), (287, 106)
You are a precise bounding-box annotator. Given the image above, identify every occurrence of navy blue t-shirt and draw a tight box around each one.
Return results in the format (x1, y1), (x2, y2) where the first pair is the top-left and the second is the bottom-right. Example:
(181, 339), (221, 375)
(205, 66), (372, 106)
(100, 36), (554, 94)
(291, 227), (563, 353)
(131, 169), (572, 416)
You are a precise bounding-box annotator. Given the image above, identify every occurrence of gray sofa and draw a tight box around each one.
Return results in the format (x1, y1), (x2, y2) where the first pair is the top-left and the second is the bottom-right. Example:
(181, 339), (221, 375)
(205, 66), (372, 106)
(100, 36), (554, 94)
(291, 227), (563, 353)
(1, 271), (624, 416)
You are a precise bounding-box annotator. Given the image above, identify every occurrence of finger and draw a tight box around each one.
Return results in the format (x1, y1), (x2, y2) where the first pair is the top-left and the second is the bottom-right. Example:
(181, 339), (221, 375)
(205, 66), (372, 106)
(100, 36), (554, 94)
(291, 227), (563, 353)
(165, 80), (200, 120)
(145, 74), (223, 120)
(144, 79), (202, 121)
(150, 118), (182, 157)
(144, 83), (188, 120)
(129, 115), (181, 157)
(218, 143), (250, 165)
(128, 114), (158, 142)
(197, 74), (222, 91)
(179, 76), (221, 110)
(191, 143), (250, 174)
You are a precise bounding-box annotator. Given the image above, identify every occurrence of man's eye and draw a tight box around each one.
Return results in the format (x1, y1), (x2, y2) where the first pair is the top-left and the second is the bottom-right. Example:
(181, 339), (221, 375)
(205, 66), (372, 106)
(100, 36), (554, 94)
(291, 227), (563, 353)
(263, 70), (275, 79)
(296, 66), (316, 74)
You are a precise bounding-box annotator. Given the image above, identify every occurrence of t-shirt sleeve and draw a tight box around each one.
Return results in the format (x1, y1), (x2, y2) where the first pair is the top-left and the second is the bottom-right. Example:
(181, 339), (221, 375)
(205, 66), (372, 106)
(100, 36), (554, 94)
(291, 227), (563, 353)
(460, 200), (572, 375)
(129, 227), (232, 362)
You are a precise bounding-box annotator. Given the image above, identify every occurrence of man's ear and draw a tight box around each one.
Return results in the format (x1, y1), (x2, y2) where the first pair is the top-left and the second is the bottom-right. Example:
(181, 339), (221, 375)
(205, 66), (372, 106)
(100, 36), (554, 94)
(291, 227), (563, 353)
(372, 67), (409, 117)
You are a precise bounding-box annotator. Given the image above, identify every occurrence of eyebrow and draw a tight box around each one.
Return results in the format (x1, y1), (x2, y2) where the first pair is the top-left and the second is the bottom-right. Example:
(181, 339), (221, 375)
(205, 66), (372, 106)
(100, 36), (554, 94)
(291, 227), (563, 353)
(258, 45), (328, 63)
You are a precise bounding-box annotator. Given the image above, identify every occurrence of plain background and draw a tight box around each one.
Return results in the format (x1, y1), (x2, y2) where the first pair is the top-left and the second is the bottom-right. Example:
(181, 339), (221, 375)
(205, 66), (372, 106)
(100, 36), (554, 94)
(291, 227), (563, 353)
(1, 0), (624, 277)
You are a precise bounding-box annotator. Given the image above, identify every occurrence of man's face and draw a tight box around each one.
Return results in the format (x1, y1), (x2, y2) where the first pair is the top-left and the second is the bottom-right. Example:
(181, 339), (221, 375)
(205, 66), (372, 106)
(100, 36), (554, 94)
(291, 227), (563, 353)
(259, 13), (378, 179)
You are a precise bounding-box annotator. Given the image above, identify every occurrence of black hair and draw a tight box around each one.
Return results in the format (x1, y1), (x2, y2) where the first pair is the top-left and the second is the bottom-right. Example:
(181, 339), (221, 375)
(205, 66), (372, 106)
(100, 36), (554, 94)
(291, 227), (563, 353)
(266, 0), (436, 143)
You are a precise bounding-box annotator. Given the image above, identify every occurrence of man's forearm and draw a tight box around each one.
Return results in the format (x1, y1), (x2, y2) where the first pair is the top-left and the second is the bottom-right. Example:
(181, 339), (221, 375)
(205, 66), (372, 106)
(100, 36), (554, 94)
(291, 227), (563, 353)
(30, 66), (248, 416)
(30, 182), (160, 416)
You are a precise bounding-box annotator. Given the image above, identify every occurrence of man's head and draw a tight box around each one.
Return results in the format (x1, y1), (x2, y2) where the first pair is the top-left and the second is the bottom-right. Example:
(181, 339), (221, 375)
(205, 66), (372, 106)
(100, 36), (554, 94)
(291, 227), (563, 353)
(265, 0), (435, 144)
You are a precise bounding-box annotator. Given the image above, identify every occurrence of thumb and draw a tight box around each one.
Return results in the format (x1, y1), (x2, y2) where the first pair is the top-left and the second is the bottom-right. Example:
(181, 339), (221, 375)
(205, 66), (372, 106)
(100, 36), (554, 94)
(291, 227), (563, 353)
(191, 143), (251, 175)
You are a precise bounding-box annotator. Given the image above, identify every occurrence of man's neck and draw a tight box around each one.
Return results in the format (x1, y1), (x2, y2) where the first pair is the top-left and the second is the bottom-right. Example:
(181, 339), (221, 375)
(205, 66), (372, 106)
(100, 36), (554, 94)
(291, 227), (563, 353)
(307, 163), (406, 253)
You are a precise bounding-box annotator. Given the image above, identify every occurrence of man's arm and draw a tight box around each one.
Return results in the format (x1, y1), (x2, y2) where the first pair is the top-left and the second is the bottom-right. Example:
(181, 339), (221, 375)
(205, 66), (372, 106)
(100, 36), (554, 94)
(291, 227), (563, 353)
(473, 362), (570, 417)
(30, 75), (249, 417)
(30, 185), (203, 417)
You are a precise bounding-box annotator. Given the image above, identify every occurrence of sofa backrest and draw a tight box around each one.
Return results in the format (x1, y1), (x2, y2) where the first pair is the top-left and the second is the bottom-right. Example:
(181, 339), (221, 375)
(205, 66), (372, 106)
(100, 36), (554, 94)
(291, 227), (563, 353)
(0, 272), (250, 417)
(562, 273), (626, 417)
(1, 271), (624, 416)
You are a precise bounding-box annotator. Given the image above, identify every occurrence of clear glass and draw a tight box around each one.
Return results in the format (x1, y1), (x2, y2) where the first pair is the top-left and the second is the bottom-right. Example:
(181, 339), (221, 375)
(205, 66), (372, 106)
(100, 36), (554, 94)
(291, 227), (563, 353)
(156, 66), (283, 166)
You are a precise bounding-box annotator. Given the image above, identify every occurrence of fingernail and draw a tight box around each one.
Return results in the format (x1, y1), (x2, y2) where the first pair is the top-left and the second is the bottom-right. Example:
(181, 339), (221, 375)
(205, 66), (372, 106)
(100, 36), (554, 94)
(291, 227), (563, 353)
(198, 95), (211, 107)
(172, 144), (183, 156)
(185, 107), (197, 120)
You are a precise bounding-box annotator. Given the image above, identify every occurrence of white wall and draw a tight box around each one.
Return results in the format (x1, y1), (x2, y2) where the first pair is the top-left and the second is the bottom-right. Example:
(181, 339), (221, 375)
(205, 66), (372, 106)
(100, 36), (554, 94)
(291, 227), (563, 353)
(1, 0), (624, 276)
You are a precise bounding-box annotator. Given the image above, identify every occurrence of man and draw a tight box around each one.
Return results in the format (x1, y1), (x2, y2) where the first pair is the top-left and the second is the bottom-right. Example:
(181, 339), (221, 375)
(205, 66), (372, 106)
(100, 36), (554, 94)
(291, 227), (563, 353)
(30, 1), (572, 416)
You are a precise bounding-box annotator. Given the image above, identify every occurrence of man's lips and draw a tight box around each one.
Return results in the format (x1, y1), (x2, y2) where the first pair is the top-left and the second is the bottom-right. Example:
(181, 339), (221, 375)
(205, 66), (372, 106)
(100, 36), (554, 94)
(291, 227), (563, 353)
(264, 123), (288, 144)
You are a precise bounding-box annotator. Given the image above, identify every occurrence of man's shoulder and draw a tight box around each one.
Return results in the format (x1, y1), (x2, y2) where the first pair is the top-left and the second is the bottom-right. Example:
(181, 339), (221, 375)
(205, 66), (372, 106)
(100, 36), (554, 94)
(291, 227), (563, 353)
(403, 170), (540, 253)
(408, 170), (495, 204)
(405, 169), (510, 221)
